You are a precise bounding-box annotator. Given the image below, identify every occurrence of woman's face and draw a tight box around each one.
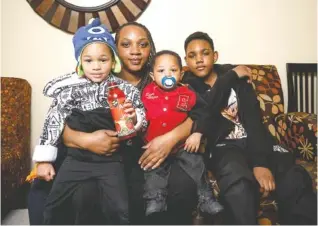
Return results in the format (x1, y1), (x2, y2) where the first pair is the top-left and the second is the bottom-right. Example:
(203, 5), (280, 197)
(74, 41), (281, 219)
(116, 25), (151, 73)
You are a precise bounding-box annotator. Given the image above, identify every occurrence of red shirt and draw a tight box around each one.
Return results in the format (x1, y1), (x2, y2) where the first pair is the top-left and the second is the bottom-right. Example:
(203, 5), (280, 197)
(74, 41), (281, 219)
(142, 82), (197, 142)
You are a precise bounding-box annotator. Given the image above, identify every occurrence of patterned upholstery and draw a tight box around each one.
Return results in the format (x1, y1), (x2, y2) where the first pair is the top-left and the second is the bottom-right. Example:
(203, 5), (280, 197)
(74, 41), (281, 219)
(276, 112), (317, 161)
(185, 65), (317, 225)
(248, 65), (317, 161)
(1, 77), (31, 216)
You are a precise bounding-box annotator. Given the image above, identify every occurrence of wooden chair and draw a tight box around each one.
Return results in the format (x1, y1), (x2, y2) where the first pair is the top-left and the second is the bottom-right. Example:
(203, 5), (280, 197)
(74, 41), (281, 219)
(287, 63), (317, 113)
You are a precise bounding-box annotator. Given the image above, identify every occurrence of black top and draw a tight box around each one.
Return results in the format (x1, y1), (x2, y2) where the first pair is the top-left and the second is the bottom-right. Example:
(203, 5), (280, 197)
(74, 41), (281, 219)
(65, 108), (122, 162)
(184, 65), (240, 136)
(182, 64), (274, 168)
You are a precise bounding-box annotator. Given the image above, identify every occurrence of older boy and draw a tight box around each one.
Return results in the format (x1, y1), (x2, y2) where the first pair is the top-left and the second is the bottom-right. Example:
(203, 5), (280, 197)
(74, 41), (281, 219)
(182, 31), (317, 225)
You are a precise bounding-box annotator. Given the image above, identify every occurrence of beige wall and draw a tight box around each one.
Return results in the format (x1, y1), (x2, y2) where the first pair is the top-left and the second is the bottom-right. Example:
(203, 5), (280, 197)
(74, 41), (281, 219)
(0, 1), (2, 74)
(1, 0), (317, 156)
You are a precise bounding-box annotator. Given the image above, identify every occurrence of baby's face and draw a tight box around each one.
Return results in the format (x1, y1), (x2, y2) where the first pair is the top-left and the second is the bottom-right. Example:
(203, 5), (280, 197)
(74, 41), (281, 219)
(152, 54), (182, 90)
(81, 42), (114, 83)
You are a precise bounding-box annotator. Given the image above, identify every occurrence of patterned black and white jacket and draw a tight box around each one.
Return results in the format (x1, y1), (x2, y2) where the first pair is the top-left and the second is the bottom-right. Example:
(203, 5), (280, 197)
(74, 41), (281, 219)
(32, 72), (147, 162)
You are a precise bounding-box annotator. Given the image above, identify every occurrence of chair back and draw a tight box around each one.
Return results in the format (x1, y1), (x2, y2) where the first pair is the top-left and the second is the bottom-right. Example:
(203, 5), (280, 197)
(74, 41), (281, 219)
(287, 63), (317, 113)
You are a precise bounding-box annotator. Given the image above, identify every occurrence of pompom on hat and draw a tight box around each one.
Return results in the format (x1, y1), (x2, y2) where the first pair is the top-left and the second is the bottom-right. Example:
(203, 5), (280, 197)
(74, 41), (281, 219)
(73, 18), (121, 76)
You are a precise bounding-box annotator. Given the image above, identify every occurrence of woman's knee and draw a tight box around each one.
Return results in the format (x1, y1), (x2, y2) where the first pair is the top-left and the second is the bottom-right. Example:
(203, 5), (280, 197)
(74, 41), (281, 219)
(168, 163), (197, 202)
(28, 179), (52, 225)
(167, 163), (197, 218)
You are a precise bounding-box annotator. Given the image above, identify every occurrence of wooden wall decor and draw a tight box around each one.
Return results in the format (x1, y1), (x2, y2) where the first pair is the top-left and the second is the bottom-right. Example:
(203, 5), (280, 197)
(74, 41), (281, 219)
(27, 0), (151, 34)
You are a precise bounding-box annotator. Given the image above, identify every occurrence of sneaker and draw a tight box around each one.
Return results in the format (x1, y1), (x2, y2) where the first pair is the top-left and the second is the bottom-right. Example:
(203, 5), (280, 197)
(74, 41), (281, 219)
(145, 199), (167, 216)
(198, 196), (224, 215)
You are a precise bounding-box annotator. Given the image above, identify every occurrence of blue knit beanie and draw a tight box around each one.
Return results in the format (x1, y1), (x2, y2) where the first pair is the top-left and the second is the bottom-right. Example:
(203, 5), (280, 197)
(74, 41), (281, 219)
(73, 18), (121, 76)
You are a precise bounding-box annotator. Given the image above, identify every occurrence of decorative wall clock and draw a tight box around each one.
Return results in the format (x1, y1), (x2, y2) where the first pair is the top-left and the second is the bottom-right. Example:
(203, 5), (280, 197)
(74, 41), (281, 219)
(27, 0), (151, 34)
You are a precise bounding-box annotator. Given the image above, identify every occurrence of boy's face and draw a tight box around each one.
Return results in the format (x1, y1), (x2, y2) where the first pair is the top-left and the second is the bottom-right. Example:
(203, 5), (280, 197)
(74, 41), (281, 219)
(81, 42), (114, 83)
(184, 39), (218, 78)
(151, 54), (183, 90)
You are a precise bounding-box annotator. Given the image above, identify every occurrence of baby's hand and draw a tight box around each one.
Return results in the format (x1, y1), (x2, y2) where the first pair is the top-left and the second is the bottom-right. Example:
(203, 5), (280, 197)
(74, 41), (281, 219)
(123, 100), (137, 124)
(36, 162), (55, 181)
(184, 132), (203, 153)
(232, 65), (252, 83)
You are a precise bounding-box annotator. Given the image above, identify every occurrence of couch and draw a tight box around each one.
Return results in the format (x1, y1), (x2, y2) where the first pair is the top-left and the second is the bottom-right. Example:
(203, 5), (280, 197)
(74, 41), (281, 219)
(1, 77), (31, 219)
(188, 65), (317, 225)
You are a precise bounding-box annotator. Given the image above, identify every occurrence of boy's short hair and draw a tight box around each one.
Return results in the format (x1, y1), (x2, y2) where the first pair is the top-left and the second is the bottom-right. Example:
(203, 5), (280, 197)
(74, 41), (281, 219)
(150, 50), (182, 71)
(184, 31), (214, 51)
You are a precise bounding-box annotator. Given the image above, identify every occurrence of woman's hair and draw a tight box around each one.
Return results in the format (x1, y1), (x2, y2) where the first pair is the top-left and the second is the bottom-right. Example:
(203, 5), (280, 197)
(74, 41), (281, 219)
(115, 22), (156, 93)
(150, 50), (183, 72)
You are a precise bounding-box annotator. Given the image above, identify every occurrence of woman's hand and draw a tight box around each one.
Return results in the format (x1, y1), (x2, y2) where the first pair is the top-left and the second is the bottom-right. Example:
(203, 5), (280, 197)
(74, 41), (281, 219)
(85, 130), (120, 156)
(123, 100), (137, 125)
(139, 117), (193, 170)
(139, 134), (175, 170)
(233, 65), (252, 83)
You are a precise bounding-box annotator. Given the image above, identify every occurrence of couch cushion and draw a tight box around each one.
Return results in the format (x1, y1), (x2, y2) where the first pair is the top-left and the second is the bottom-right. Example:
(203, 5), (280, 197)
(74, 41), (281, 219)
(248, 65), (285, 144)
(275, 112), (317, 161)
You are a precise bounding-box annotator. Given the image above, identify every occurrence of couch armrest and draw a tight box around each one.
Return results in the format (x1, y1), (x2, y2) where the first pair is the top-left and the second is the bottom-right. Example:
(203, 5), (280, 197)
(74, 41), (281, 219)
(275, 112), (317, 162)
(1, 77), (31, 217)
(295, 158), (317, 192)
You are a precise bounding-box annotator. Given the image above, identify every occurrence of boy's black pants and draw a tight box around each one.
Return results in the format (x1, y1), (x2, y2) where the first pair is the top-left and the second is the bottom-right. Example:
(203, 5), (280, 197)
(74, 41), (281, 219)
(43, 156), (129, 225)
(208, 139), (317, 225)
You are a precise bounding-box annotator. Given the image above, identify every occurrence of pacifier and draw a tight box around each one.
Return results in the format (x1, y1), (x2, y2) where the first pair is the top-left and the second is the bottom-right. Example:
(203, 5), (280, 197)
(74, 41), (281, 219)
(161, 76), (177, 89)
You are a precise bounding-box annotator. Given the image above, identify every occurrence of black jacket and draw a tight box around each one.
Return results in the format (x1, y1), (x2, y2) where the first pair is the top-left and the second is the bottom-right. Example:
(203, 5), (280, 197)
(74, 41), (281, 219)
(183, 64), (274, 168)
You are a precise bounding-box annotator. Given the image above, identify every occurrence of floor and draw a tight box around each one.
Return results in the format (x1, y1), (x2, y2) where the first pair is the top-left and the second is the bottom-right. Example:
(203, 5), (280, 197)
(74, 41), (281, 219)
(2, 209), (29, 225)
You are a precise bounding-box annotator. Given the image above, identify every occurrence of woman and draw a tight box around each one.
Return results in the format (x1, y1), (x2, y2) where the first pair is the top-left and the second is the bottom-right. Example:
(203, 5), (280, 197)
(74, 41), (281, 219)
(29, 22), (197, 225)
